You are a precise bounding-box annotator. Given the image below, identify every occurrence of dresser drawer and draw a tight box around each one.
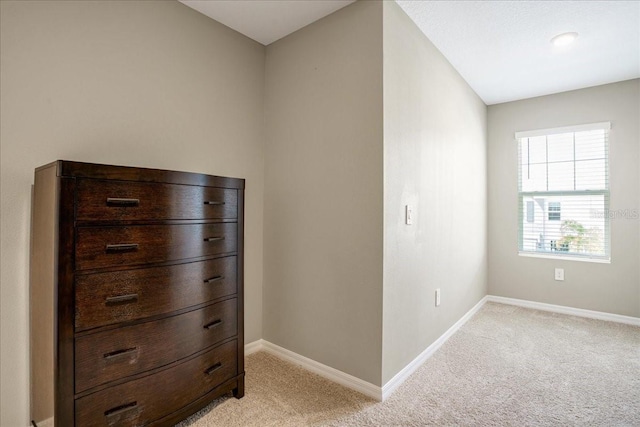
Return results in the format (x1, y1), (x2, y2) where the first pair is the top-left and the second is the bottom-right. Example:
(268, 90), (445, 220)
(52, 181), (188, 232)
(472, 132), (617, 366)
(77, 179), (237, 221)
(75, 256), (237, 331)
(75, 339), (237, 426)
(76, 223), (237, 270)
(75, 299), (237, 393)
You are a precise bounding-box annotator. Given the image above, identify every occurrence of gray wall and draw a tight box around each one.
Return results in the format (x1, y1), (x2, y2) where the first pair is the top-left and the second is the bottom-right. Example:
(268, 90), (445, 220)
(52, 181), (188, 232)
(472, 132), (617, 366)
(381, 1), (488, 384)
(488, 80), (640, 317)
(0, 2), (265, 425)
(263, 0), (384, 386)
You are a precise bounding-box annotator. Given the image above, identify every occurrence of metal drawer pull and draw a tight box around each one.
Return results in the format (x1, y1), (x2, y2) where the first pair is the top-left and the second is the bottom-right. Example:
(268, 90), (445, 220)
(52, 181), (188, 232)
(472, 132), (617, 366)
(205, 363), (222, 375)
(204, 319), (223, 330)
(105, 294), (139, 305)
(106, 243), (139, 252)
(106, 198), (140, 207)
(104, 401), (138, 418)
(204, 236), (225, 242)
(204, 201), (225, 205)
(204, 275), (224, 284)
(104, 347), (138, 360)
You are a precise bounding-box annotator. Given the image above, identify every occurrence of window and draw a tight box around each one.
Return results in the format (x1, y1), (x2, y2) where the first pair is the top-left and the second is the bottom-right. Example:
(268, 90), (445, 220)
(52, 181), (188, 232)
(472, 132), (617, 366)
(526, 201), (535, 223)
(548, 202), (561, 221)
(517, 122), (610, 260)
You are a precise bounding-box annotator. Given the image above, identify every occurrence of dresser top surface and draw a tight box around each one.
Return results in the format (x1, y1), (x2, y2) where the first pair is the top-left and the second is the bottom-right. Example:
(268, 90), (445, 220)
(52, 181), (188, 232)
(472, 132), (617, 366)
(36, 160), (245, 189)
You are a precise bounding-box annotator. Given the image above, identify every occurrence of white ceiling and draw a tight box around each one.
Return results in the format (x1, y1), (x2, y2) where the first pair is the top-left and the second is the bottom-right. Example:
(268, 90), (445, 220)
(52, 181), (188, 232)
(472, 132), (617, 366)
(180, 0), (355, 46)
(180, 0), (640, 105)
(396, 1), (640, 105)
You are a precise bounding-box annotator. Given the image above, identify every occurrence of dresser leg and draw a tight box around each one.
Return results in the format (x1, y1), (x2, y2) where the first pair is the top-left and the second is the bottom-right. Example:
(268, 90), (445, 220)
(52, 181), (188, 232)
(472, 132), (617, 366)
(233, 379), (245, 399)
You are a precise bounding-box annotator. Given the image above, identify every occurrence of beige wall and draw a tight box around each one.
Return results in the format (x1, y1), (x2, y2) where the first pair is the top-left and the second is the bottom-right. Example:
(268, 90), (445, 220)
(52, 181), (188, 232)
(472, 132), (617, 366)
(263, 1), (384, 386)
(488, 80), (640, 317)
(381, 2), (488, 384)
(0, 1), (265, 425)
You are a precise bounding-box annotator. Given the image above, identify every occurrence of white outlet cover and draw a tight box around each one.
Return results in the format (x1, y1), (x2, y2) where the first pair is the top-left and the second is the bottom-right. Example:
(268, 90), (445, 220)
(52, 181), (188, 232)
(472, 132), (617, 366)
(405, 205), (413, 225)
(555, 268), (565, 281)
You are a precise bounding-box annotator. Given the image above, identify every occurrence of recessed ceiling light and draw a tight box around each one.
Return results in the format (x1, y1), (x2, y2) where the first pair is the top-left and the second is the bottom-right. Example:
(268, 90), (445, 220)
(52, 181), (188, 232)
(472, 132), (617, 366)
(551, 32), (579, 47)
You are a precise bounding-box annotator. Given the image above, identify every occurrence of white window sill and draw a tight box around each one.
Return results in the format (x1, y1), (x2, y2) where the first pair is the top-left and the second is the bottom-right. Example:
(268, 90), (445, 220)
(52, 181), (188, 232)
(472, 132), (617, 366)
(518, 252), (611, 264)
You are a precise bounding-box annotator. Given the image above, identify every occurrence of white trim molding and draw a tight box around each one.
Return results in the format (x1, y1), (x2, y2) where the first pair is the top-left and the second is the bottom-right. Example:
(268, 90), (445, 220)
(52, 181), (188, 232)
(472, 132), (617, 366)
(245, 338), (382, 399)
(487, 295), (640, 327)
(244, 297), (490, 402)
(260, 341), (382, 401)
(515, 121), (610, 139)
(244, 339), (265, 355)
(243, 295), (638, 406)
(518, 252), (611, 264)
(381, 296), (489, 400)
(245, 339), (381, 400)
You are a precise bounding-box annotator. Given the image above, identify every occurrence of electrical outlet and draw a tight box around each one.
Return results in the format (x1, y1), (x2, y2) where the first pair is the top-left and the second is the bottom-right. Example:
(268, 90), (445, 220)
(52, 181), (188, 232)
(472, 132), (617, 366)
(435, 288), (441, 307)
(555, 268), (564, 281)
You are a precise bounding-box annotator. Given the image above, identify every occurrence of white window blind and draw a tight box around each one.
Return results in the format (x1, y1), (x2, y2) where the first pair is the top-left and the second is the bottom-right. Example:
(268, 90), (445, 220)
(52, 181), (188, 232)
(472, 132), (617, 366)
(517, 122), (610, 260)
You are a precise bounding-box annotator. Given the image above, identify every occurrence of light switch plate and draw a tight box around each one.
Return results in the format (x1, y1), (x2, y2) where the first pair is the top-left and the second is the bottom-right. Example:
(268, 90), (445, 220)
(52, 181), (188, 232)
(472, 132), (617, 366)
(406, 205), (413, 225)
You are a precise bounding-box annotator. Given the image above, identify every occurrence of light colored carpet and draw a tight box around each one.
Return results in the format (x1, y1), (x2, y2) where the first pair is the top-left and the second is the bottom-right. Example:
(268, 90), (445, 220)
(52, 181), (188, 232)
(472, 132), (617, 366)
(177, 302), (640, 426)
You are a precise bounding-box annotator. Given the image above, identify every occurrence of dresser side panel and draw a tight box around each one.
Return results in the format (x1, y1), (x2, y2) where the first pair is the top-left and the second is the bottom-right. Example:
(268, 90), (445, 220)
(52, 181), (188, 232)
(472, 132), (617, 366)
(30, 164), (58, 425)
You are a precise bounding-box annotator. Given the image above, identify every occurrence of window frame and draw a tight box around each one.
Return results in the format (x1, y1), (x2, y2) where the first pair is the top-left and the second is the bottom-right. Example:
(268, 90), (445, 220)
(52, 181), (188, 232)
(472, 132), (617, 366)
(516, 122), (611, 262)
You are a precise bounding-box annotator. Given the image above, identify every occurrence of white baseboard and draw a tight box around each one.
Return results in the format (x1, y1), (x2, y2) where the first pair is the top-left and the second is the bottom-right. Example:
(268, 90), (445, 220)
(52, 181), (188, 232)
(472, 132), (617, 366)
(244, 339), (265, 355)
(244, 297), (489, 402)
(245, 338), (380, 399)
(243, 295), (638, 405)
(381, 295), (489, 400)
(260, 340), (382, 401)
(486, 295), (640, 326)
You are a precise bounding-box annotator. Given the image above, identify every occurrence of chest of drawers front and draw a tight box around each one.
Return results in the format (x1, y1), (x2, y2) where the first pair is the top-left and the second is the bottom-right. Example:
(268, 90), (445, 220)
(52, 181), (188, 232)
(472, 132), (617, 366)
(30, 161), (245, 427)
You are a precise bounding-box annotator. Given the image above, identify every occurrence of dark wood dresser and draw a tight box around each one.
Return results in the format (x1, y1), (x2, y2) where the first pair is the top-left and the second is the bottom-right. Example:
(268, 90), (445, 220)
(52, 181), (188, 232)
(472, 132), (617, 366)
(30, 161), (245, 427)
